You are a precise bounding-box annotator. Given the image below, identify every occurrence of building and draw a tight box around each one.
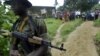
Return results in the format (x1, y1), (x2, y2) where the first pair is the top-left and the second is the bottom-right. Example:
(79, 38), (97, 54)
(29, 6), (55, 18)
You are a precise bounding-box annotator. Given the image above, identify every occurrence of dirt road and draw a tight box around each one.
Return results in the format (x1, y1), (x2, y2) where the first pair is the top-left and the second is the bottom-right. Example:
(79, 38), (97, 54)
(52, 21), (99, 56)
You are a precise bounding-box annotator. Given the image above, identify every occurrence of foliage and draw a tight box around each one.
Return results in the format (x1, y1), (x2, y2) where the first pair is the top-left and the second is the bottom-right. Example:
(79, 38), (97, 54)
(44, 18), (62, 40)
(94, 18), (100, 27)
(94, 18), (100, 55)
(57, 6), (64, 11)
(61, 19), (83, 42)
(92, 4), (100, 10)
(63, 0), (99, 11)
(0, 4), (16, 56)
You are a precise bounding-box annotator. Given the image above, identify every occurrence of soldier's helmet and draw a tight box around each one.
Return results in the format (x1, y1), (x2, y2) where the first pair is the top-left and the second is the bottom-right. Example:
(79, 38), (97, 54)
(4, 0), (32, 8)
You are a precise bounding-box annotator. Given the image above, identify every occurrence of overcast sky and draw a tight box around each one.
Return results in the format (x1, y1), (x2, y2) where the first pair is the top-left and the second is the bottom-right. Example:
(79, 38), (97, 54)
(28, 0), (64, 7)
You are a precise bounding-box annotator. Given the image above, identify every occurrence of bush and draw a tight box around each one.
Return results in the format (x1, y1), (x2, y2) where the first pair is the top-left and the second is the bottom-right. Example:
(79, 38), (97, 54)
(0, 5), (16, 56)
(0, 36), (10, 56)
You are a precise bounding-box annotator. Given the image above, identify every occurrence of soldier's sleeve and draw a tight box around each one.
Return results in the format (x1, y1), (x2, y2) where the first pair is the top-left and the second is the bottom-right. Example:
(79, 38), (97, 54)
(36, 18), (49, 40)
(33, 18), (50, 56)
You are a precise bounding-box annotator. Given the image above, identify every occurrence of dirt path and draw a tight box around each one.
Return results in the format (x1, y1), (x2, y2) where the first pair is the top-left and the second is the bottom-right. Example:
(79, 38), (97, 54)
(52, 21), (100, 56)
(52, 23), (66, 45)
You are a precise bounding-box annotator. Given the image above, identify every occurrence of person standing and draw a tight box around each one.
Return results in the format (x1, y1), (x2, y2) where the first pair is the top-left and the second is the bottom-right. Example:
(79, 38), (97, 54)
(4, 0), (51, 56)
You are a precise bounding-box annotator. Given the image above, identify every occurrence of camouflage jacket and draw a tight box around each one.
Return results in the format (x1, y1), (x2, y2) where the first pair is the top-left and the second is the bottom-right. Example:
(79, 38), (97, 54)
(11, 15), (50, 55)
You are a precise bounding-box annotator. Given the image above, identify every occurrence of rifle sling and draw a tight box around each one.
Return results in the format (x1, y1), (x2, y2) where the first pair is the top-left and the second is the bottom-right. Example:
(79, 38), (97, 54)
(18, 17), (28, 32)
(28, 16), (38, 36)
(28, 16), (41, 44)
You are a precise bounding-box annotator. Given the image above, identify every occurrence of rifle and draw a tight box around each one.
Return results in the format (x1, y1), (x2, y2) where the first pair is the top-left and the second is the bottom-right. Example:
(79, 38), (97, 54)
(0, 31), (66, 51)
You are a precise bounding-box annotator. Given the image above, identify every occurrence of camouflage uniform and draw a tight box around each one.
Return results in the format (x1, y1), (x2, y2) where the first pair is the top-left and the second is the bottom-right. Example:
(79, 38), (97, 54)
(11, 16), (51, 56)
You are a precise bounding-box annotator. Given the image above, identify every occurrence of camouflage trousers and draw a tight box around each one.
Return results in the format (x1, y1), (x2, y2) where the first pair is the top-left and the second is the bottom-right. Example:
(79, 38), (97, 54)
(19, 48), (52, 56)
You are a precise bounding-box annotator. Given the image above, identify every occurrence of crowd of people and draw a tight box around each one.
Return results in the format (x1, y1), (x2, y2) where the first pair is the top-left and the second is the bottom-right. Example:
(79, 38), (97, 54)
(54, 10), (100, 22)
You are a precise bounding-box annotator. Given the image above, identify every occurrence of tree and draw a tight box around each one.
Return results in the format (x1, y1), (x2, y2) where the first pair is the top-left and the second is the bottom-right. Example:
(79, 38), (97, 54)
(63, 0), (99, 11)
(57, 6), (64, 11)
(92, 4), (100, 10)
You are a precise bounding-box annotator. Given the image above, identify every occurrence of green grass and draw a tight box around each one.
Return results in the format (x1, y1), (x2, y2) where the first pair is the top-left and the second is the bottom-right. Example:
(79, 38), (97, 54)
(95, 31), (100, 56)
(44, 18), (62, 40)
(94, 18), (100, 27)
(61, 19), (83, 42)
(95, 32), (100, 42)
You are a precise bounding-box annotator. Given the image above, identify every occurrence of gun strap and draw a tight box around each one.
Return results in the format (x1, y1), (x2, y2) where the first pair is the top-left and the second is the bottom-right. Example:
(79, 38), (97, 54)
(28, 16), (38, 36)
(19, 16), (28, 32)
(28, 16), (43, 45)
(11, 16), (28, 49)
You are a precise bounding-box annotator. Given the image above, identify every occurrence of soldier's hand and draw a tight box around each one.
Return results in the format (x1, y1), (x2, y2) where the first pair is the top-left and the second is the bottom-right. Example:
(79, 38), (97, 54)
(0, 30), (10, 36)
(10, 50), (20, 56)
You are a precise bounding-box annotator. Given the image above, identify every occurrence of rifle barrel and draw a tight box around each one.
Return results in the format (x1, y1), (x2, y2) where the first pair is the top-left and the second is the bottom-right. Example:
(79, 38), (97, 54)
(50, 45), (66, 51)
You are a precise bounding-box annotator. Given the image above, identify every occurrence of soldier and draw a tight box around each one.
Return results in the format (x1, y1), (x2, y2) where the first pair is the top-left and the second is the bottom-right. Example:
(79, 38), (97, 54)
(4, 0), (51, 56)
